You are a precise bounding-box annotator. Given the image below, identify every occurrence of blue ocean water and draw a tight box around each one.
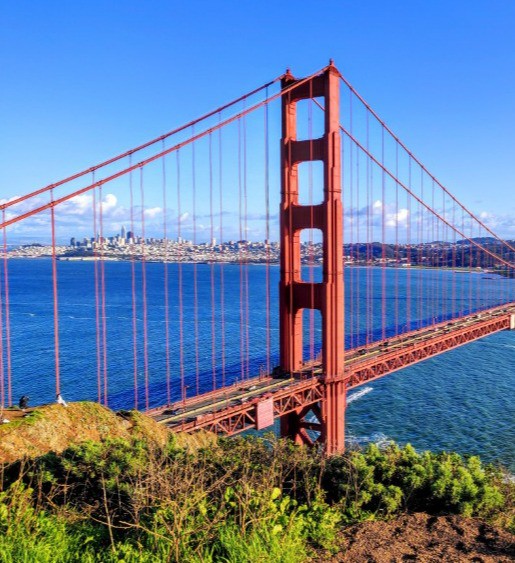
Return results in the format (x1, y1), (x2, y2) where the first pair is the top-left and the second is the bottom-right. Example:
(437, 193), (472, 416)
(3, 259), (515, 470)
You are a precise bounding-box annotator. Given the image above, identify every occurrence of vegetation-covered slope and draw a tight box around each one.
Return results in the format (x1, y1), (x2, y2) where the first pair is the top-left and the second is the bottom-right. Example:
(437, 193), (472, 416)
(0, 404), (513, 561)
(0, 402), (169, 463)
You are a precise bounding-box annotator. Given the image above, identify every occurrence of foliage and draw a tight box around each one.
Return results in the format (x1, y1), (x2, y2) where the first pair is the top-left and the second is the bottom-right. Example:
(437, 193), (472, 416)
(0, 432), (512, 562)
(323, 443), (505, 522)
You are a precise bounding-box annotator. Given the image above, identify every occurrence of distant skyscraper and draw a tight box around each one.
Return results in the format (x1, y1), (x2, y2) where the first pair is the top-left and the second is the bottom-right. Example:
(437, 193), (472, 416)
(121, 225), (127, 240)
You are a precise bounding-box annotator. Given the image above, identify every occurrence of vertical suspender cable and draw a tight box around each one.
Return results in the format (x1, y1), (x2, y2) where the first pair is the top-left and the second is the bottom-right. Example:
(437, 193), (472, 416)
(394, 145), (400, 336)
(177, 151), (185, 403)
(92, 176), (102, 404)
(432, 186), (437, 322)
(0, 236), (5, 409)
(243, 110), (250, 379)
(50, 190), (61, 397)
(442, 190), (448, 321)
(369, 157), (374, 341)
(365, 113), (371, 344)
(406, 157), (412, 332)
(98, 184), (108, 406)
(355, 132), (361, 346)
(418, 169), (424, 328)
(264, 92), (271, 374)
(2, 211), (12, 405)
(218, 116), (226, 388)
(479, 222), (483, 308)
(209, 133), (217, 390)
(129, 161), (139, 409)
(191, 129), (200, 394)
(381, 126), (386, 340)
(139, 168), (149, 410)
(468, 211), (473, 313)
(437, 186), (442, 321)
(348, 89), (355, 349)
(238, 118), (245, 381)
(162, 143), (171, 405)
(309, 87), (315, 372)
(460, 207), (465, 316)
(452, 203), (457, 317)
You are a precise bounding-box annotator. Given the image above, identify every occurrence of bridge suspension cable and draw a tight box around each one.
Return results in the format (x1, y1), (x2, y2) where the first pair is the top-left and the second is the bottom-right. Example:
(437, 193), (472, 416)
(0, 78), (283, 216)
(337, 72), (515, 257)
(0, 67), (328, 232)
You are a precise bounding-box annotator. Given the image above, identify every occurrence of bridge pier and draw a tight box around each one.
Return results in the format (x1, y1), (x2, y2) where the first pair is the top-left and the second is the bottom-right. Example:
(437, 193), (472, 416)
(279, 62), (346, 455)
(321, 380), (346, 455)
(280, 406), (317, 447)
(278, 384), (346, 454)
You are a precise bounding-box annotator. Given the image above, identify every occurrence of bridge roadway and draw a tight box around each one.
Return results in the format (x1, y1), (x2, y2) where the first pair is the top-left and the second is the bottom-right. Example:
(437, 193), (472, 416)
(148, 304), (515, 436)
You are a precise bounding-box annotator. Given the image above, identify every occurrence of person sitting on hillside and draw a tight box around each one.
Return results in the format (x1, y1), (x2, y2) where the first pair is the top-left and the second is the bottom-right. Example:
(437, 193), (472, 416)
(56, 394), (68, 408)
(18, 395), (29, 411)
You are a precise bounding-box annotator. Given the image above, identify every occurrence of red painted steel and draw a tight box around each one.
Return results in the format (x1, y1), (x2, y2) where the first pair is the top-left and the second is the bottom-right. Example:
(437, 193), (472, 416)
(279, 63), (346, 454)
(150, 306), (515, 437)
(256, 398), (274, 430)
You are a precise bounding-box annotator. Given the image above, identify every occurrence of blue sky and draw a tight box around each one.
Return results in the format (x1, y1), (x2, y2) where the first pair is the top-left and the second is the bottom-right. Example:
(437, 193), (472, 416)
(1, 1), (515, 241)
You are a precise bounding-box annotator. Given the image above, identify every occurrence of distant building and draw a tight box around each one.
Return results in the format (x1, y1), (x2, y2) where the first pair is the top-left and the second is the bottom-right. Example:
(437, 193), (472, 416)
(121, 225), (127, 240)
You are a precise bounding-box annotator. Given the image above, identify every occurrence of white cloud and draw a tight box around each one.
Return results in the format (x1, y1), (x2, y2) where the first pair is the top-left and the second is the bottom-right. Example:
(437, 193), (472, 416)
(144, 206), (162, 219)
(59, 193), (93, 216)
(478, 210), (515, 235)
(385, 207), (409, 228)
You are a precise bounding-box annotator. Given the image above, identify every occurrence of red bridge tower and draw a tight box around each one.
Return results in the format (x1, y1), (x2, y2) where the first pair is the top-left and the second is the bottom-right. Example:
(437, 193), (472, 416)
(279, 63), (346, 455)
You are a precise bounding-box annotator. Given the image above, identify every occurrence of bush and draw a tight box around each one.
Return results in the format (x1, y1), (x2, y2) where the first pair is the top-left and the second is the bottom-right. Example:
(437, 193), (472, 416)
(323, 443), (505, 522)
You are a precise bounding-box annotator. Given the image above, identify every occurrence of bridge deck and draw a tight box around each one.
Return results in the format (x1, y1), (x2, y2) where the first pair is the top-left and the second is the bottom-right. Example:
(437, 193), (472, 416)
(148, 304), (515, 435)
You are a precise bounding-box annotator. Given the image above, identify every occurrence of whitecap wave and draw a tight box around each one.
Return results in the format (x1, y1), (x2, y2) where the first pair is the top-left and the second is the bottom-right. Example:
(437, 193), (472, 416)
(347, 386), (373, 404)
(346, 432), (394, 450)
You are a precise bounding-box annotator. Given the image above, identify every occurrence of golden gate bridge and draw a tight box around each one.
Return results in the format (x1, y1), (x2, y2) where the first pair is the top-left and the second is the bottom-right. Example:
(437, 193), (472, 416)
(1, 61), (514, 454)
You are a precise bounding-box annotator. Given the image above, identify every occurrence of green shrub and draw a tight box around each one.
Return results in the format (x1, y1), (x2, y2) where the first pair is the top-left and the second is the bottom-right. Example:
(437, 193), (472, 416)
(323, 443), (505, 522)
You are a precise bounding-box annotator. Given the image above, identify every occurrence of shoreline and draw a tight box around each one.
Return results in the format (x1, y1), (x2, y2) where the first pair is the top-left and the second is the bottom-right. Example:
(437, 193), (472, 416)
(5, 255), (510, 275)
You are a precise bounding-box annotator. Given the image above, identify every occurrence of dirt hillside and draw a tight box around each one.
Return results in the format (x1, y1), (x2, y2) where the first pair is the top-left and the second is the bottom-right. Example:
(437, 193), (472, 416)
(324, 512), (515, 562)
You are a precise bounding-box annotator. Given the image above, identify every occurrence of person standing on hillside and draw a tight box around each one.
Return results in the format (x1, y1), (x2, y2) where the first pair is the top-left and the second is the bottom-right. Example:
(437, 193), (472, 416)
(18, 395), (29, 411)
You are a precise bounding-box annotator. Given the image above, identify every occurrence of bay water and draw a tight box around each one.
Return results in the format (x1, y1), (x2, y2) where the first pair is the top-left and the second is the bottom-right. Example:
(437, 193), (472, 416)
(3, 259), (514, 470)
